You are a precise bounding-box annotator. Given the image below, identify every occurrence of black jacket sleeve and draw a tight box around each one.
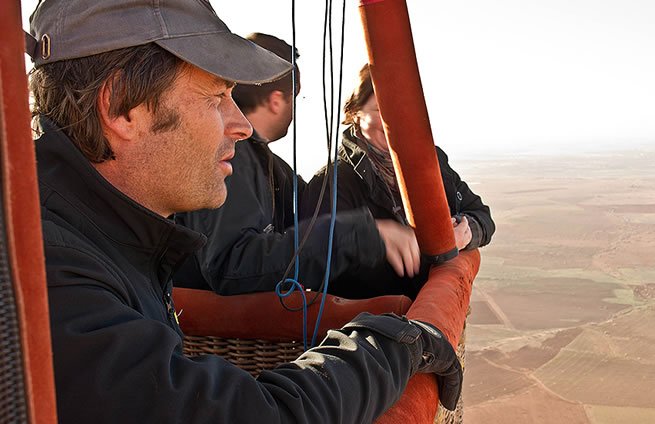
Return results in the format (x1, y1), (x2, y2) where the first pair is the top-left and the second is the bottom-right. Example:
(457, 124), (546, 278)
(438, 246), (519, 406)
(46, 246), (428, 424)
(436, 148), (495, 249)
(176, 207), (385, 295)
(301, 160), (377, 220)
(175, 139), (386, 295)
(303, 147), (496, 250)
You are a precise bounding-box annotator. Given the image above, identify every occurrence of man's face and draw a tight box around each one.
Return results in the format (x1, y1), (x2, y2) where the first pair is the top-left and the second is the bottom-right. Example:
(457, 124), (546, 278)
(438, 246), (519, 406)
(357, 94), (388, 151)
(270, 71), (301, 142)
(138, 65), (252, 215)
(273, 92), (294, 141)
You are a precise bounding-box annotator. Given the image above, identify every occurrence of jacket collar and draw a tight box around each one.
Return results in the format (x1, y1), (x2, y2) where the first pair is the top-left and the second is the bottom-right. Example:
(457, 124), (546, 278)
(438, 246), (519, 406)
(340, 126), (406, 223)
(35, 118), (206, 272)
(341, 126), (374, 187)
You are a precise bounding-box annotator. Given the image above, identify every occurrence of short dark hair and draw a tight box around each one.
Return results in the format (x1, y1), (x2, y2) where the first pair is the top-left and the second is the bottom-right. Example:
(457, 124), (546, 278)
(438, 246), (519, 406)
(30, 43), (187, 163)
(232, 33), (300, 114)
(342, 63), (374, 126)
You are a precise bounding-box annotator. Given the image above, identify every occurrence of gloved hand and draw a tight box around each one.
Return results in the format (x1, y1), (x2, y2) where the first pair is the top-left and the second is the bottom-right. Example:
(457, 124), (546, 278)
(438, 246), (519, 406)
(339, 312), (463, 411)
(409, 319), (462, 411)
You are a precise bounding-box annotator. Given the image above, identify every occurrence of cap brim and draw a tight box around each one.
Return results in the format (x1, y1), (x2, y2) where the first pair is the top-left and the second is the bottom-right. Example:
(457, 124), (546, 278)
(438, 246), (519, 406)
(156, 32), (293, 85)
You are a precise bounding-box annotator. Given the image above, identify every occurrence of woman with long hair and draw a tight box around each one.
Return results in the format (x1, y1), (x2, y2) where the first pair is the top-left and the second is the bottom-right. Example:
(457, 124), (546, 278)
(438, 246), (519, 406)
(301, 64), (495, 299)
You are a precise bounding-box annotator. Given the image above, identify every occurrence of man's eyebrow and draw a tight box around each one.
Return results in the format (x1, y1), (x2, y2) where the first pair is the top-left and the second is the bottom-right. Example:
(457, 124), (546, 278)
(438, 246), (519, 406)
(212, 76), (236, 90)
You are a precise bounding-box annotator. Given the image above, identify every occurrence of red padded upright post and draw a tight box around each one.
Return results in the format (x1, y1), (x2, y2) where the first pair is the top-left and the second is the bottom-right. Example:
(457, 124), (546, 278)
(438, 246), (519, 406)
(377, 250), (479, 424)
(0, 1), (58, 423)
(358, 0), (456, 260)
(357, 2), (478, 421)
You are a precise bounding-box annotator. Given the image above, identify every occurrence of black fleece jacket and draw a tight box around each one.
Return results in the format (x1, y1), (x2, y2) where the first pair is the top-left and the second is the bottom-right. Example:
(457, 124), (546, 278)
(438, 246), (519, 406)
(300, 127), (495, 299)
(175, 131), (386, 295)
(38, 119), (430, 423)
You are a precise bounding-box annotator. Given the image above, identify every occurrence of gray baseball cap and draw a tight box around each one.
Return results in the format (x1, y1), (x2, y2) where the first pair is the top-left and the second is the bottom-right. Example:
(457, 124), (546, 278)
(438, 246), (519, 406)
(25, 0), (293, 84)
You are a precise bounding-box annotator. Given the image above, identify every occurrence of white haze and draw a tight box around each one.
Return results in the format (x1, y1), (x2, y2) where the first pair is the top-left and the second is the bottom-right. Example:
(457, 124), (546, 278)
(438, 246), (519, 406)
(22, 0), (655, 178)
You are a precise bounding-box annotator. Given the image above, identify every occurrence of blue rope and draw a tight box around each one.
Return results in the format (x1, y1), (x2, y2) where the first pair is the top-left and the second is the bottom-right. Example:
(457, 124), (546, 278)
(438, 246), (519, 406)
(275, 279), (308, 351)
(309, 119), (339, 348)
(274, 0), (308, 350)
(309, 0), (347, 349)
(275, 0), (347, 351)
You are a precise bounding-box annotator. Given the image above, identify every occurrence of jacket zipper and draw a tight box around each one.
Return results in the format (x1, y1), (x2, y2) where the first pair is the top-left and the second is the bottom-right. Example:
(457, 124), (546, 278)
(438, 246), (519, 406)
(164, 291), (179, 326)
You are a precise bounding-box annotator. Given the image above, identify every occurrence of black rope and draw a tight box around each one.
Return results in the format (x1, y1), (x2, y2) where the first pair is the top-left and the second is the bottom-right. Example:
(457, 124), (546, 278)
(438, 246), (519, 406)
(279, 0), (347, 313)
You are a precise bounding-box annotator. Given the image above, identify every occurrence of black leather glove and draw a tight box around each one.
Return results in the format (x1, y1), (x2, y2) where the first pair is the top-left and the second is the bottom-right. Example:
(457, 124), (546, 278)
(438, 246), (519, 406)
(340, 313), (463, 411)
(409, 319), (462, 411)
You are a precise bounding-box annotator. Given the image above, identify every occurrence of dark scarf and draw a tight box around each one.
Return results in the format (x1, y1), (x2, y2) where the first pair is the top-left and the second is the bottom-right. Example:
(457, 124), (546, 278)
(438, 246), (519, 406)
(353, 128), (400, 199)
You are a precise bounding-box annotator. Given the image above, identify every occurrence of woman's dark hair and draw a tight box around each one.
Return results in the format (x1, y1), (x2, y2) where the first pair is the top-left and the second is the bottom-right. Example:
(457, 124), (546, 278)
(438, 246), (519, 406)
(342, 63), (374, 126)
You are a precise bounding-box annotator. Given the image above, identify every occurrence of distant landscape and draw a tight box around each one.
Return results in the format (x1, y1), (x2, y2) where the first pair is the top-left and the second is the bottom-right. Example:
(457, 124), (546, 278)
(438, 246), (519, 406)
(454, 149), (655, 424)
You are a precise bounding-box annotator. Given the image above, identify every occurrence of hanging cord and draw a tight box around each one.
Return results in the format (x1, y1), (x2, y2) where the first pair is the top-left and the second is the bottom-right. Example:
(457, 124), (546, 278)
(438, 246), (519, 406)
(291, 0), (299, 283)
(277, 0), (334, 303)
(276, 0), (347, 349)
(275, 279), (308, 351)
(310, 0), (346, 349)
(275, 0), (309, 351)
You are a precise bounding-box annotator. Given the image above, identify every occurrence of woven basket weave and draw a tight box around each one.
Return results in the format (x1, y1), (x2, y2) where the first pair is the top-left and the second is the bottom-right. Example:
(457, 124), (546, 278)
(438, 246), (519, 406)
(434, 338), (466, 424)
(183, 336), (303, 376)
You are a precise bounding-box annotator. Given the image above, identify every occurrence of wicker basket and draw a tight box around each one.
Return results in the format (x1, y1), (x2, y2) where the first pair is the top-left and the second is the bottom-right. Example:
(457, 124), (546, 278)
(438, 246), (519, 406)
(434, 337), (466, 424)
(183, 335), (303, 377)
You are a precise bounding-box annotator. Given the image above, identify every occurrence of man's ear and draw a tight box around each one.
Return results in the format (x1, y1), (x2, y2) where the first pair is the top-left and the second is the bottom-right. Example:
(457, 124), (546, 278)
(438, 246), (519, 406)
(266, 90), (288, 115)
(97, 80), (141, 141)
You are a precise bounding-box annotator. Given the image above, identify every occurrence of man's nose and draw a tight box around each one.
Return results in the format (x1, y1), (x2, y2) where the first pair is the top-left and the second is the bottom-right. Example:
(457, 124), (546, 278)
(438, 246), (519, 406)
(225, 98), (252, 141)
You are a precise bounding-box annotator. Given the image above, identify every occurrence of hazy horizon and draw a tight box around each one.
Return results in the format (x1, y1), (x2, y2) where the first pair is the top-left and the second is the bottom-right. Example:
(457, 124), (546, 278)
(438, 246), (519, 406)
(21, 0), (655, 178)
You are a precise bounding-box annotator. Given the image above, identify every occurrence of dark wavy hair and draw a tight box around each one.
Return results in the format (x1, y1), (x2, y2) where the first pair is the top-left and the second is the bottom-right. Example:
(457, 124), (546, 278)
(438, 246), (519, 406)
(231, 33), (300, 114)
(342, 63), (374, 126)
(30, 43), (187, 162)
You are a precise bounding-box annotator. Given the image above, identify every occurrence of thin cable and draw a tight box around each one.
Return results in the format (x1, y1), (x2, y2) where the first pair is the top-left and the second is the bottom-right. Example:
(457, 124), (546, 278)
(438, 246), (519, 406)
(275, 279), (307, 351)
(280, 0), (332, 288)
(322, 0), (331, 146)
(291, 0), (299, 282)
(327, 0), (335, 143)
(310, 0), (347, 348)
(277, 0), (348, 349)
(275, 0), (309, 350)
(278, 0), (336, 312)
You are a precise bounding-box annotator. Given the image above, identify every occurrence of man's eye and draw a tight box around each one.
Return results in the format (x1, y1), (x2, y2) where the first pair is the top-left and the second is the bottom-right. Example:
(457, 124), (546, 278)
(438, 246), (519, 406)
(212, 93), (227, 106)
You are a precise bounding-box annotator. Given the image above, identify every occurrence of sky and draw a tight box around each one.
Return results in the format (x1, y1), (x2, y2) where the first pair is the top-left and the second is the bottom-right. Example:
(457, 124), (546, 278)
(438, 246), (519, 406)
(22, 0), (655, 178)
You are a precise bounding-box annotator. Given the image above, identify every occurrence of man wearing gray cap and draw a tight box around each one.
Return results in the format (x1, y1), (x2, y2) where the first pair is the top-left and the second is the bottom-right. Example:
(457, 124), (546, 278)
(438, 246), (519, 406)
(27, 1), (462, 423)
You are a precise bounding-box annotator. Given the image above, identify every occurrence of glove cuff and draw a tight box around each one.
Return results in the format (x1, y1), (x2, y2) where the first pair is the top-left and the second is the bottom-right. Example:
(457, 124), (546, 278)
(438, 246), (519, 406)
(341, 312), (422, 344)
